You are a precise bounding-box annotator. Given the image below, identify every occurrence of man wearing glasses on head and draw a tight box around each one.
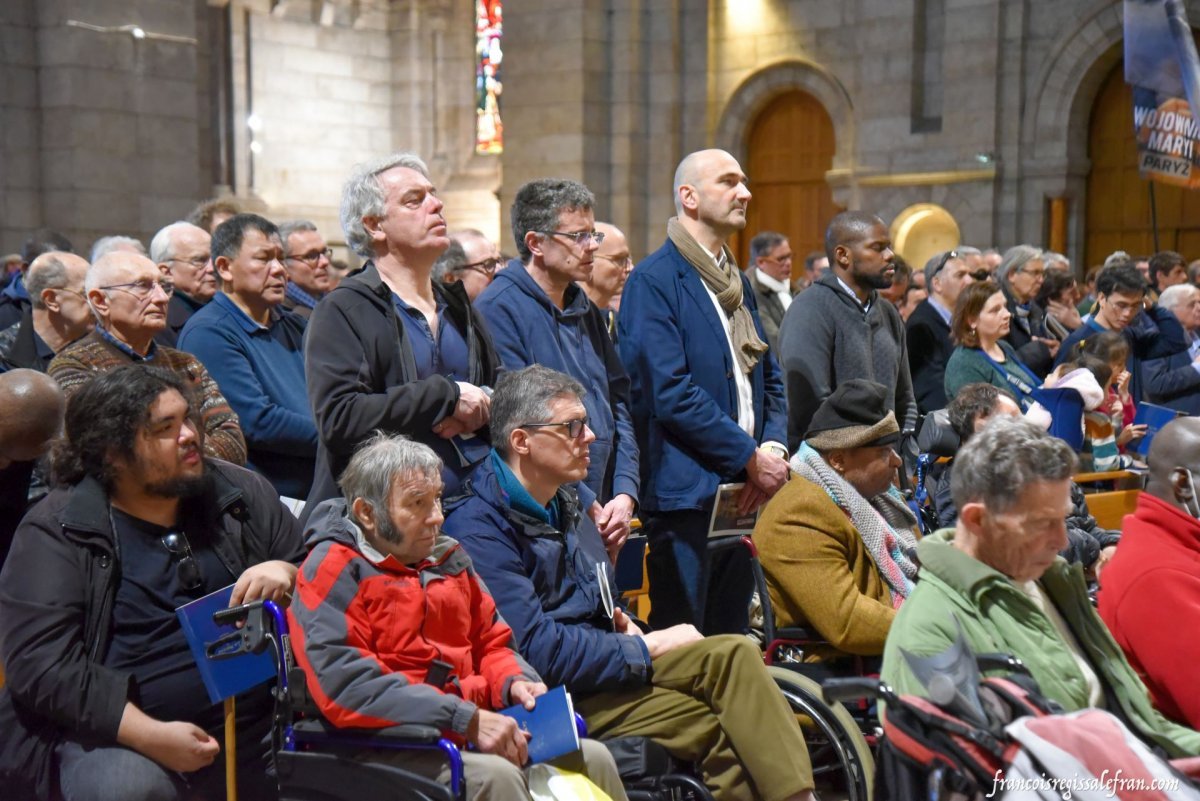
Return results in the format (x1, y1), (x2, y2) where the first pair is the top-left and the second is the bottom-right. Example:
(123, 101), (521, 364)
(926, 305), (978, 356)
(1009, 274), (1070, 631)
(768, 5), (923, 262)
(48, 250), (247, 464)
(0, 365), (304, 801)
(475, 179), (639, 561)
(150, 221), (218, 343)
(278, 220), (335, 319)
(907, 249), (979, 413)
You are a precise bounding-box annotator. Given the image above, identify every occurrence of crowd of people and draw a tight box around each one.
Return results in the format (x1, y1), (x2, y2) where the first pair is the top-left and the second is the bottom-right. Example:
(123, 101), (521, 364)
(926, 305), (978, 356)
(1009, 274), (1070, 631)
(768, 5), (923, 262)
(1, 145), (1199, 801)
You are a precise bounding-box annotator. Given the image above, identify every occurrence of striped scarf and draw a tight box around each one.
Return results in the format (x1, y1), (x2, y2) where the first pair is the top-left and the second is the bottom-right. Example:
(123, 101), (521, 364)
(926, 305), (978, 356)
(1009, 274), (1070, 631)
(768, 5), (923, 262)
(792, 443), (920, 607)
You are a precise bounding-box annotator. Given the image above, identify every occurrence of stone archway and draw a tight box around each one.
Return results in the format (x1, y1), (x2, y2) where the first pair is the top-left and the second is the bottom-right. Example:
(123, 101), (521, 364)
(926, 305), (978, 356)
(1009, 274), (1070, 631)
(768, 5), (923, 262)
(713, 59), (855, 173)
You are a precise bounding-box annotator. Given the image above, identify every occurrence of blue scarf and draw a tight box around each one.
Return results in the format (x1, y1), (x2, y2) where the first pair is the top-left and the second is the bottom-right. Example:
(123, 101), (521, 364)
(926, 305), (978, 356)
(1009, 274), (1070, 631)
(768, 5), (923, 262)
(489, 450), (559, 527)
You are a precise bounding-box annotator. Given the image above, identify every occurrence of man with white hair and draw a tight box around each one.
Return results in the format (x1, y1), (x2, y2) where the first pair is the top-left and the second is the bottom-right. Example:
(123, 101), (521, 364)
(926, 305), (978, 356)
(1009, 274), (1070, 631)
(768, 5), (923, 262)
(0, 251), (92, 372)
(1144, 283), (1200, 415)
(150, 221), (216, 339)
(90, 235), (147, 264)
(304, 152), (500, 517)
(48, 251), (246, 464)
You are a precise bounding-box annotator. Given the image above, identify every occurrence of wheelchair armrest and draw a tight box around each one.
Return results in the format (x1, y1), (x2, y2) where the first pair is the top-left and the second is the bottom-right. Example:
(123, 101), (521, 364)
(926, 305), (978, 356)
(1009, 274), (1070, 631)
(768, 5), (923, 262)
(774, 626), (820, 643)
(292, 717), (445, 745)
(822, 677), (895, 705)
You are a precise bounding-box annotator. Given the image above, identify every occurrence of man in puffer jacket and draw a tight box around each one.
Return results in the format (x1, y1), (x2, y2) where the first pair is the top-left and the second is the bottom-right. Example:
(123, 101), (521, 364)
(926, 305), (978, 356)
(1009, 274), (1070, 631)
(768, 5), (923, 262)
(289, 432), (625, 801)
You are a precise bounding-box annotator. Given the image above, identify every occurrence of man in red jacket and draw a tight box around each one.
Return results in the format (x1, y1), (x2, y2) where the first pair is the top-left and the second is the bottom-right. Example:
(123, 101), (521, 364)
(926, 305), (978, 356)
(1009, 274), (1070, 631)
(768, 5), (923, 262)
(1098, 417), (1200, 729)
(289, 432), (626, 800)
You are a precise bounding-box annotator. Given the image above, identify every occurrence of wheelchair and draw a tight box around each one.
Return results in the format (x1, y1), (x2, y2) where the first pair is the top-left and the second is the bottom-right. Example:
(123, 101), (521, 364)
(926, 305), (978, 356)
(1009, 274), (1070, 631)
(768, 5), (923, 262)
(214, 599), (718, 801)
(704, 536), (877, 801)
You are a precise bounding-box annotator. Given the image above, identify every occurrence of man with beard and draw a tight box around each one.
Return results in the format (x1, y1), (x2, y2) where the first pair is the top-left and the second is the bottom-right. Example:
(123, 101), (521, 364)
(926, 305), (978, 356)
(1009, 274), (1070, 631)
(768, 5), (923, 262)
(778, 211), (917, 449)
(0, 365), (305, 801)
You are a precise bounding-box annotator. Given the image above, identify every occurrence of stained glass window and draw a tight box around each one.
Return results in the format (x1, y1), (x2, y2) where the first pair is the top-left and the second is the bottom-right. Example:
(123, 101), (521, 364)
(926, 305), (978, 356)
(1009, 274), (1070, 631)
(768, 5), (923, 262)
(475, 0), (503, 154)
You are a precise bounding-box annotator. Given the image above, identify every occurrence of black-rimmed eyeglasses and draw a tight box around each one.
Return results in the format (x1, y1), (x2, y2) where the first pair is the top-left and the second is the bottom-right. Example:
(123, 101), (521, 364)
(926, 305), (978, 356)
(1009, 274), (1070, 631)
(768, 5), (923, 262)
(161, 531), (202, 590)
(538, 230), (606, 246)
(930, 250), (959, 282)
(459, 257), (503, 276)
(519, 416), (590, 439)
(287, 247), (333, 266)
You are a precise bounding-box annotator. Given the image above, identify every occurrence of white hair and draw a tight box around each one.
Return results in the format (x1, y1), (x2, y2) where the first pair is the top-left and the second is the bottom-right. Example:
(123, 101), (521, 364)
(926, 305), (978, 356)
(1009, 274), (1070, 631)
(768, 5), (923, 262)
(340, 152), (431, 258)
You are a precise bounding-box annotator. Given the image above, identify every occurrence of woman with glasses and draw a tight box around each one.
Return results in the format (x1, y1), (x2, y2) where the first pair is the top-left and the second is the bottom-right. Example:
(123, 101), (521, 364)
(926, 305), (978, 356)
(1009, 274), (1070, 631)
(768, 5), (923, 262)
(996, 244), (1059, 377)
(943, 281), (1043, 410)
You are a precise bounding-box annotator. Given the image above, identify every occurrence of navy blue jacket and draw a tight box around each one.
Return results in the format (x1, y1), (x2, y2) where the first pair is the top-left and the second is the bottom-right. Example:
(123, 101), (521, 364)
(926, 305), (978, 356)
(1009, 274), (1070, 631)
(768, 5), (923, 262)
(1056, 309), (1188, 404)
(617, 240), (787, 513)
(1144, 343), (1200, 415)
(475, 261), (638, 505)
(443, 456), (652, 694)
(178, 292), (317, 498)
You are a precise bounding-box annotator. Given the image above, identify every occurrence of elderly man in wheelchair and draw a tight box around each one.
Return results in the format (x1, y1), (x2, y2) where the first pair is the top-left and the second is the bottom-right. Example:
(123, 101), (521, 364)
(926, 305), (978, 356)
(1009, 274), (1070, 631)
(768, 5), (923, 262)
(288, 431), (627, 801)
(882, 416), (1200, 759)
(753, 380), (920, 674)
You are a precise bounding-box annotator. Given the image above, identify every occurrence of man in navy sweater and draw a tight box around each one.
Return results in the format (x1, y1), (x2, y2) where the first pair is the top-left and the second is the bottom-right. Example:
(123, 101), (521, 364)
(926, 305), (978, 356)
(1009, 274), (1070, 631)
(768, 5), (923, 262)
(178, 214), (316, 499)
(475, 178), (638, 560)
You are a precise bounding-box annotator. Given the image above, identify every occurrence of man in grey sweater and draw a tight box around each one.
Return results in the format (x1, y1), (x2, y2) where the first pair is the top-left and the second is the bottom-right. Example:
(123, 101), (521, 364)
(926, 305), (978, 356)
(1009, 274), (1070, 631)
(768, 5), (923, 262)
(777, 211), (918, 450)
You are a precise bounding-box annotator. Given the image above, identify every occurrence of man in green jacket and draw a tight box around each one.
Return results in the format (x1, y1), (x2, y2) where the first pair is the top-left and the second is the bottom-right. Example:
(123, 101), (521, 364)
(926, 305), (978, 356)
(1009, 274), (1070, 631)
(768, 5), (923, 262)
(881, 416), (1200, 758)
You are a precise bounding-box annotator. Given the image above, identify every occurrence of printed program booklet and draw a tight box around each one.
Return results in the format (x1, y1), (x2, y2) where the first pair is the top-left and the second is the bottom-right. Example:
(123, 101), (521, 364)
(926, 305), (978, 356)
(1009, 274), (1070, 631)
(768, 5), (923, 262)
(708, 482), (759, 537)
(499, 685), (581, 764)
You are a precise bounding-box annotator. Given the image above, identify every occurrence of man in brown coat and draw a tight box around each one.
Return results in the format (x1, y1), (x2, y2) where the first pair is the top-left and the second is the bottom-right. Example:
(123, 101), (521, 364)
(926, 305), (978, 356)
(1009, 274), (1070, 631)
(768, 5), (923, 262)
(753, 380), (920, 665)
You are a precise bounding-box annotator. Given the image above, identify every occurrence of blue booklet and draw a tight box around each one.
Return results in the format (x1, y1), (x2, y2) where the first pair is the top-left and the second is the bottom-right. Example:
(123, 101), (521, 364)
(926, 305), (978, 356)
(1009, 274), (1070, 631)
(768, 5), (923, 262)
(176, 584), (276, 705)
(499, 685), (581, 764)
(1131, 402), (1180, 458)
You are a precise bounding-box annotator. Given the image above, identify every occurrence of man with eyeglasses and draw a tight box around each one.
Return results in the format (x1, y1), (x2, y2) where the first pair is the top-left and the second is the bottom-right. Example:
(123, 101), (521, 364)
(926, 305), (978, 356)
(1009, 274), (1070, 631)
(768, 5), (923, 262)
(444, 365), (818, 801)
(580, 222), (633, 334)
(277, 220), (334, 319)
(619, 149), (789, 635)
(1056, 260), (1189, 404)
(48, 251), (247, 465)
(304, 152), (500, 519)
(178, 214), (317, 500)
(907, 249), (977, 413)
(0, 251), (92, 372)
(476, 179), (638, 559)
(0, 365), (305, 801)
(150, 222), (217, 344)
(746, 230), (796, 353)
(441, 229), (503, 302)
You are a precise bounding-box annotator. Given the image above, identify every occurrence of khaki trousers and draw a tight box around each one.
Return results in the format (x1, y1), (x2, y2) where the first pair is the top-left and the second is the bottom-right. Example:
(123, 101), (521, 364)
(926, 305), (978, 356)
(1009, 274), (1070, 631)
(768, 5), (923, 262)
(574, 635), (814, 801)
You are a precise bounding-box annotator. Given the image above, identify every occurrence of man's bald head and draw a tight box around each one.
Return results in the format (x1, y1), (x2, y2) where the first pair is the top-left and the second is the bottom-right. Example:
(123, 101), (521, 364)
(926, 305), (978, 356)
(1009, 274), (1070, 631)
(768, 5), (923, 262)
(0, 369), (65, 468)
(673, 149), (740, 216)
(1146, 417), (1200, 512)
(824, 211), (887, 264)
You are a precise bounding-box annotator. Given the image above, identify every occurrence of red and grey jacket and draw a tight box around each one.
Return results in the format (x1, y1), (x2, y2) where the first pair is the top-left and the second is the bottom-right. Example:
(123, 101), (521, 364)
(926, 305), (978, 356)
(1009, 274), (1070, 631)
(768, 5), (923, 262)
(288, 498), (539, 740)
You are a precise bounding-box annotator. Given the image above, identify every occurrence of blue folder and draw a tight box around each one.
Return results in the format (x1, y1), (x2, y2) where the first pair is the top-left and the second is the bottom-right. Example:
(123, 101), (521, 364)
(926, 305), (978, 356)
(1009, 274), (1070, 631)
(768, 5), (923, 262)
(176, 584), (277, 704)
(499, 685), (581, 764)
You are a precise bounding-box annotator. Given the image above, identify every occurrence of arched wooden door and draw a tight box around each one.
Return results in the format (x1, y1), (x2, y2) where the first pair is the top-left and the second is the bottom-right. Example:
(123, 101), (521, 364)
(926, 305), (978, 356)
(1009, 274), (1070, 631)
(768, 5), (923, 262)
(1086, 62), (1200, 267)
(735, 90), (841, 277)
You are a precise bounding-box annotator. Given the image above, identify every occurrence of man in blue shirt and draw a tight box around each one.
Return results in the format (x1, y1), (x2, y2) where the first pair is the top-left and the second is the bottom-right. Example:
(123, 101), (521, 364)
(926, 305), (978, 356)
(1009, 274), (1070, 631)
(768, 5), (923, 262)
(179, 214), (317, 499)
(475, 178), (638, 560)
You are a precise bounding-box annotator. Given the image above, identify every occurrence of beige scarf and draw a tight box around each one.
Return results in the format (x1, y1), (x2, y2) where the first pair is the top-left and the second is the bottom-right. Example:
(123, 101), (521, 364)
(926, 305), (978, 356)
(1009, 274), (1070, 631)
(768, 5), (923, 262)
(667, 217), (768, 374)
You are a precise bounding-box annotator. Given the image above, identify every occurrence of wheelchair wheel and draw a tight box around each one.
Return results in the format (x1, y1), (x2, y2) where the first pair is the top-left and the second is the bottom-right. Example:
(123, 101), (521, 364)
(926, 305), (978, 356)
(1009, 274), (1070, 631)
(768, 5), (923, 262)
(769, 666), (875, 801)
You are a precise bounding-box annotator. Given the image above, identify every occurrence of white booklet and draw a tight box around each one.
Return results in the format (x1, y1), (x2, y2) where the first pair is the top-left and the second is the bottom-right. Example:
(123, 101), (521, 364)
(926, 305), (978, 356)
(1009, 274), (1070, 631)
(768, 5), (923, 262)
(707, 482), (760, 537)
